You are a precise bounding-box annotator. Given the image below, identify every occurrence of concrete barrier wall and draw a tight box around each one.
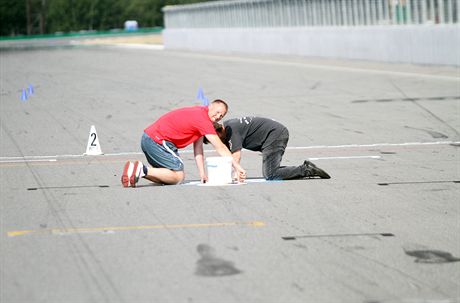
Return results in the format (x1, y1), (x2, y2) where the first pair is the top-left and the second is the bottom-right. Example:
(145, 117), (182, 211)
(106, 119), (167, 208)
(163, 25), (460, 66)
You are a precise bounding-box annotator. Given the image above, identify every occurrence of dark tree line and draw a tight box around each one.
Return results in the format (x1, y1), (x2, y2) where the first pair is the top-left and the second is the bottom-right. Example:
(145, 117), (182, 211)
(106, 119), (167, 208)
(0, 0), (209, 36)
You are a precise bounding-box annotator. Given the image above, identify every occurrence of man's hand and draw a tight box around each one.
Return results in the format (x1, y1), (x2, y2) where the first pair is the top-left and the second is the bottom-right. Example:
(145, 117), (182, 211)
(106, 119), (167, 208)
(235, 167), (246, 182)
(200, 173), (208, 183)
(231, 150), (245, 182)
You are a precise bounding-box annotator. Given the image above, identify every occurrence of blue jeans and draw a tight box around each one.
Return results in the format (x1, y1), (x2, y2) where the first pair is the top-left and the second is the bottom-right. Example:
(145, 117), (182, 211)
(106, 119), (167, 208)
(262, 128), (304, 180)
(141, 133), (184, 171)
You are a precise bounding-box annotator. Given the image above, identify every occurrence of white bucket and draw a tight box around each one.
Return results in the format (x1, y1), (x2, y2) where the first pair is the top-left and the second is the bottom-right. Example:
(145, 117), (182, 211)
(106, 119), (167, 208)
(205, 157), (233, 185)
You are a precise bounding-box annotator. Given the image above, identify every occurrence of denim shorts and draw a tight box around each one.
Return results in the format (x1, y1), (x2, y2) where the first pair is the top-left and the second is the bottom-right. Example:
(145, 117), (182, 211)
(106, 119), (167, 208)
(141, 133), (184, 171)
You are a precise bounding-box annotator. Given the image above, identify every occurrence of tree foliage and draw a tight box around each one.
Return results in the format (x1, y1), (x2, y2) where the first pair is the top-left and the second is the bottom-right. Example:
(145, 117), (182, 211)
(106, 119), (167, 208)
(1, 0), (211, 36)
(0, 0), (27, 36)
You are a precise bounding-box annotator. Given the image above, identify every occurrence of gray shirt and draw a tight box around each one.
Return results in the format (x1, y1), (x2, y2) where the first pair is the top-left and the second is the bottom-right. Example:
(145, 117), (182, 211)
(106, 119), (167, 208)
(224, 117), (287, 152)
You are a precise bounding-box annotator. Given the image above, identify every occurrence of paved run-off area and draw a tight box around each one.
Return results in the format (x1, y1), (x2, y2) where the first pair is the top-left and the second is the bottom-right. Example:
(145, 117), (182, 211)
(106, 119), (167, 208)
(1, 37), (459, 303)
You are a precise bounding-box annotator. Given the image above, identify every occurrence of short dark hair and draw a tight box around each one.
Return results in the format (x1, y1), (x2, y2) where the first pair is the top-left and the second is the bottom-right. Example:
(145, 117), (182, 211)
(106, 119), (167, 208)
(203, 122), (228, 148)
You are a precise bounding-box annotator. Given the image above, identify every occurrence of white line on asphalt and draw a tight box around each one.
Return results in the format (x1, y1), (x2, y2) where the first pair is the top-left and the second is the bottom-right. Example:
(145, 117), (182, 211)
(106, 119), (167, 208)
(0, 159), (58, 163)
(286, 141), (460, 149)
(0, 141), (457, 163)
(111, 43), (165, 50)
(308, 156), (381, 160)
(168, 52), (460, 82)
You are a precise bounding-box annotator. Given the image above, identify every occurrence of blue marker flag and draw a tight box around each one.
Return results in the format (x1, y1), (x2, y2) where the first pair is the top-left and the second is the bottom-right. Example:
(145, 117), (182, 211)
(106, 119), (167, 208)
(21, 89), (28, 101)
(196, 87), (209, 106)
(28, 84), (34, 95)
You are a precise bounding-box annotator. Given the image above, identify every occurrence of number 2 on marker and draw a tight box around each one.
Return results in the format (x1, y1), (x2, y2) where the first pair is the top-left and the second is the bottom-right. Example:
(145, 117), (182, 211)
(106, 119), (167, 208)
(90, 133), (97, 146)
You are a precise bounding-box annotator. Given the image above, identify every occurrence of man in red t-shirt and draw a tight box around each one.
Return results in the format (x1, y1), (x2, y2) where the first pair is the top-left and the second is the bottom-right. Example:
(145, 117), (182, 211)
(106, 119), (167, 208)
(121, 99), (246, 187)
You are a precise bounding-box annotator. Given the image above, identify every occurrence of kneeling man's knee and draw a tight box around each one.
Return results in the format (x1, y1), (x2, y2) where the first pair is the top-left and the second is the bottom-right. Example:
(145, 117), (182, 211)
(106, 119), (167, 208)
(173, 171), (185, 184)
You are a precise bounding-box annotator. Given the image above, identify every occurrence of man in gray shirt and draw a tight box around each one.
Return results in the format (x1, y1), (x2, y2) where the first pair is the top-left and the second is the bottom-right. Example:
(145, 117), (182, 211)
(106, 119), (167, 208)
(212, 116), (331, 180)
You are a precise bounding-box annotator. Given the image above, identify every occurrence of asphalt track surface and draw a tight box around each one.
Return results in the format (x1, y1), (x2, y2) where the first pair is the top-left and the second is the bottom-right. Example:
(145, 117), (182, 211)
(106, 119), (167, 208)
(1, 38), (459, 303)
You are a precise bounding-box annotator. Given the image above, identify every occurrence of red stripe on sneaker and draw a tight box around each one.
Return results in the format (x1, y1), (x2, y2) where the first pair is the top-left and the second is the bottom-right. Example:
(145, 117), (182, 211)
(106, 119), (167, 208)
(121, 161), (131, 187)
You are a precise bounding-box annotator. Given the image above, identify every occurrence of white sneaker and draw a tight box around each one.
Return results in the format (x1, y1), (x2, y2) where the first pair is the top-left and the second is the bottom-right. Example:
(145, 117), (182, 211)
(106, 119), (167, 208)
(130, 161), (144, 187)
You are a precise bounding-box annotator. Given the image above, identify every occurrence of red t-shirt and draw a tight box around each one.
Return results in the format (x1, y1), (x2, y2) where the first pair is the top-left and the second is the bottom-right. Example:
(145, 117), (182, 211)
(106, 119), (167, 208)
(144, 106), (216, 148)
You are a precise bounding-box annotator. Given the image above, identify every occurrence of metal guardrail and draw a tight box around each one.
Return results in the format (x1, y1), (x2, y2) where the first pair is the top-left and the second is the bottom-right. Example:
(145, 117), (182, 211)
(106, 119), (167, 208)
(163, 0), (459, 28)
